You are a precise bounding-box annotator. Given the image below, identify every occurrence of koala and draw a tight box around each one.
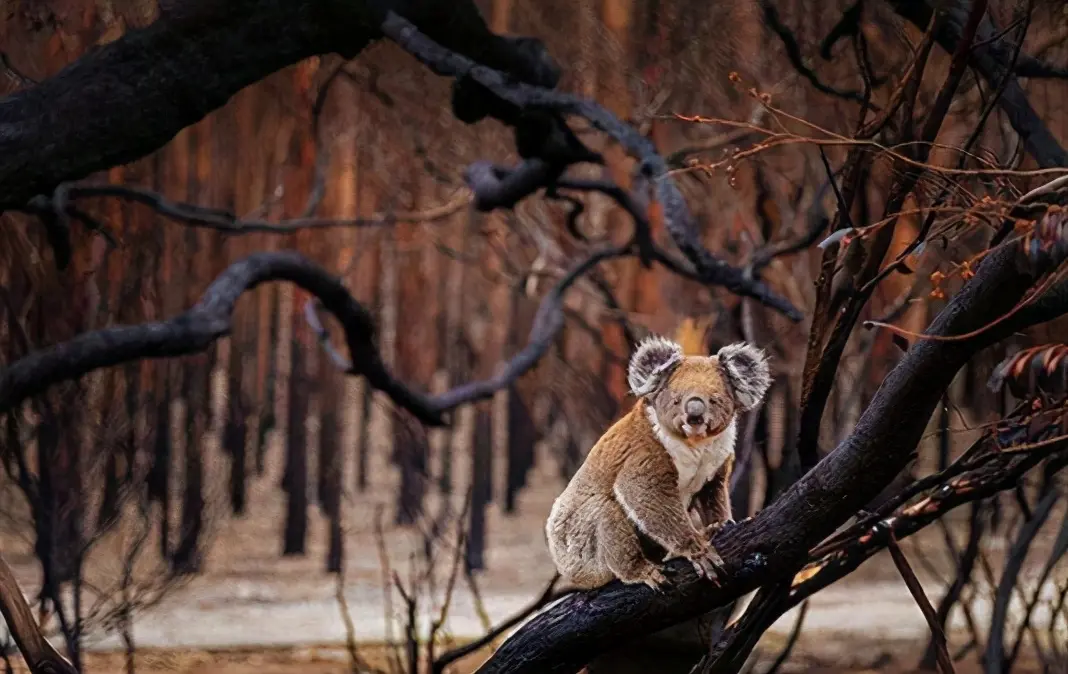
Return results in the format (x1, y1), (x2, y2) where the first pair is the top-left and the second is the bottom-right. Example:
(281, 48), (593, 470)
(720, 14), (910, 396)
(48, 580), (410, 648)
(544, 334), (771, 590)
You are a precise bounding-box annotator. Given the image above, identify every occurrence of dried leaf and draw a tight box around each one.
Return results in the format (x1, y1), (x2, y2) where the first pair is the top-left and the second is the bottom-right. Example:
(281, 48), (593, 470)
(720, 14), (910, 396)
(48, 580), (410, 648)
(989, 344), (1068, 399)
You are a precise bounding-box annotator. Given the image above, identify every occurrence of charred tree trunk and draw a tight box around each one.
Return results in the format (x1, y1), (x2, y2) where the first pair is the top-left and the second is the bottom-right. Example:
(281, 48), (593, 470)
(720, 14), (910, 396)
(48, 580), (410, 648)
(355, 383), (372, 492)
(466, 408), (493, 572)
(225, 348), (248, 515)
(151, 373), (172, 559)
(97, 376), (122, 529)
(256, 286), (279, 476)
(283, 337), (308, 556)
(393, 415), (430, 526)
(320, 377), (343, 572)
(172, 359), (206, 574)
(505, 386), (536, 514)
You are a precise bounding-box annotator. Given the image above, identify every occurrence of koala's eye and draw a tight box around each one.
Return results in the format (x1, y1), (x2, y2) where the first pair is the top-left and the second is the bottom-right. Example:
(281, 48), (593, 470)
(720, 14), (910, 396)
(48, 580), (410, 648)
(673, 396), (682, 405)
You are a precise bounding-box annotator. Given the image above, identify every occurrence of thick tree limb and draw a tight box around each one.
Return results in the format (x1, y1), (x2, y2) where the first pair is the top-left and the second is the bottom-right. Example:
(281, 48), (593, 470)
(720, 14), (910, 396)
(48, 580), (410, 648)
(475, 226), (1067, 673)
(0, 0), (557, 211)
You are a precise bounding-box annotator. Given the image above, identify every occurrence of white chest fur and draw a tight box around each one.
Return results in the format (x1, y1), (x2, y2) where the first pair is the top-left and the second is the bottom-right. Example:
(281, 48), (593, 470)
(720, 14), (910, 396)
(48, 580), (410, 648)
(646, 407), (736, 508)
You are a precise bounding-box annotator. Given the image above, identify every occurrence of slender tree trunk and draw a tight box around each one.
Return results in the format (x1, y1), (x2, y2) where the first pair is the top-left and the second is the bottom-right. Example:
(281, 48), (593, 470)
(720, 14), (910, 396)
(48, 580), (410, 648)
(283, 337), (308, 555)
(320, 375), (343, 572)
(226, 350), (248, 515)
(466, 409), (493, 572)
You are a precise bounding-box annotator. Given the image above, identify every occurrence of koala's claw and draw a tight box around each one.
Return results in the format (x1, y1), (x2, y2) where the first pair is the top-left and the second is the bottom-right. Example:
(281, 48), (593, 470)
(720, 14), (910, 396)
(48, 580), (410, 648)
(687, 546), (726, 585)
(641, 568), (668, 591)
(705, 518), (739, 537)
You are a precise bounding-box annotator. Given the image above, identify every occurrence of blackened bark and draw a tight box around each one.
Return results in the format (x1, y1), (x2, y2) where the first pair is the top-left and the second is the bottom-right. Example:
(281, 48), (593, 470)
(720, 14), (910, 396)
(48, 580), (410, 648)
(283, 338), (308, 556)
(393, 413), (429, 526)
(0, 0), (557, 210)
(466, 408), (493, 572)
(355, 383), (372, 492)
(225, 349), (248, 515)
(172, 360), (206, 574)
(320, 393), (343, 572)
(151, 376), (172, 559)
(504, 387), (535, 514)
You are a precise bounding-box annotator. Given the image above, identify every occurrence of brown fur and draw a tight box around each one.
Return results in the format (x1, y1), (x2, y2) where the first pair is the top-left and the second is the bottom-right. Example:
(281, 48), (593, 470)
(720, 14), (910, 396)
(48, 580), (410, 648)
(545, 331), (771, 590)
(544, 402), (722, 589)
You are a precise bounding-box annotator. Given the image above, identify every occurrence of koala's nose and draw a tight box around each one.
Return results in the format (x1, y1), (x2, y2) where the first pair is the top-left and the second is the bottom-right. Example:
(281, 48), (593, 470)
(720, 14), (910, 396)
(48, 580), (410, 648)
(685, 397), (707, 421)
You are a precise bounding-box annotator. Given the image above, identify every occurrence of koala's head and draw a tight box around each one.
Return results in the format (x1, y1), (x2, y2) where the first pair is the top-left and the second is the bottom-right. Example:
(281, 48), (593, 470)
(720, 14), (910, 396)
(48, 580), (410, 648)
(627, 336), (771, 443)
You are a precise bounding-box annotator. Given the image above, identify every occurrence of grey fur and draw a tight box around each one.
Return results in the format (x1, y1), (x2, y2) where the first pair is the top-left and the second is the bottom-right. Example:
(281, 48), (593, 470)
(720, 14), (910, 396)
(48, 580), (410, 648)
(628, 336), (683, 397)
(716, 342), (772, 411)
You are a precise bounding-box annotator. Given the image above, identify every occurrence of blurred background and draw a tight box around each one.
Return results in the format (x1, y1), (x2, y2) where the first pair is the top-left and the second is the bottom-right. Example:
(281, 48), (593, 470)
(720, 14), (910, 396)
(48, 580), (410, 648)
(1, 1), (1067, 672)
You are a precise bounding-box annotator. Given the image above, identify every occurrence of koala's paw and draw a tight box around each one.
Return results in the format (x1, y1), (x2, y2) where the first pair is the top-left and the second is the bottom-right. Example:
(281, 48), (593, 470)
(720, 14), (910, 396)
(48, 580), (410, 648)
(704, 518), (739, 537)
(638, 567), (668, 592)
(685, 544), (726, 585)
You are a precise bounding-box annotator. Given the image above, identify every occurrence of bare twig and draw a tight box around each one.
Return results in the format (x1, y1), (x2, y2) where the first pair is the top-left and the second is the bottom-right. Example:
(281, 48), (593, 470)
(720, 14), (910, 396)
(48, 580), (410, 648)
(887, 536), (956, 674)
(61, 183), (471, 234)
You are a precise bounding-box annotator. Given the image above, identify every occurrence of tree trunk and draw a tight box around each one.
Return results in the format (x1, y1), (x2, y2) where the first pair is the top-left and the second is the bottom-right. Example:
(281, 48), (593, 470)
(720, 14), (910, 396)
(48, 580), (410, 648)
(320, 376), (343, 573)
(225, 350), (248, 516)
(283, 336), (308, 556)
(466, 408), (493, 572)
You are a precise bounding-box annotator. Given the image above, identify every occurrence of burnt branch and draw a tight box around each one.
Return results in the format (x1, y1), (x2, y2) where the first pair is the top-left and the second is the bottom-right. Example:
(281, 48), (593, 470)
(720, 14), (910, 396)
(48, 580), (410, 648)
(0, 553), (77, 674)
(59, 182), (471, 234)
(0, 0), (561, 210)
(381, 11), (802, 320)
(306, 245), (630, 421)
(759, 0), (868, 105)
(0, 252), (423, 422)
(886, 538), (956, 674)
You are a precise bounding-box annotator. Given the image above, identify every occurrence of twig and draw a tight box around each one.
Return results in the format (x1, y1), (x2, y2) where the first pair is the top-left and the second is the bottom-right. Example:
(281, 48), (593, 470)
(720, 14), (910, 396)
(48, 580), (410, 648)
(336, 563), (378, 674)
(759, 0), (869, 105)
(61, 182), (471, 234)
(984, 485), (1060, 674)
(887, 536), (956, 674)
(762, 600), (809, 674)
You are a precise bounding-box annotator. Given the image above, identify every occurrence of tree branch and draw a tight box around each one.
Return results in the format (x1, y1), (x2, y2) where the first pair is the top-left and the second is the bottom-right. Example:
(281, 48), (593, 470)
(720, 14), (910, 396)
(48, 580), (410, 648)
(0, 0), (560, 210)
(380, 11), (802, 321)
(0, 553), (77, 674)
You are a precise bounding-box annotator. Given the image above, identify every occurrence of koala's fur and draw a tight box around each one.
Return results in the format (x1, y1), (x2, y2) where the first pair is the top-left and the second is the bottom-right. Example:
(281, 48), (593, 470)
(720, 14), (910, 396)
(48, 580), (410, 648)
(545, 333), (771, 590)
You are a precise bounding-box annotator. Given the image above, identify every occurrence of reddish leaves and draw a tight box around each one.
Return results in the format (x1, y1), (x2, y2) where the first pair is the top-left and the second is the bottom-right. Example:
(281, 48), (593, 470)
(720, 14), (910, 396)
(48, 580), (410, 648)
(1019, 208), (1068, 275)
(990, 344), (1068, 399)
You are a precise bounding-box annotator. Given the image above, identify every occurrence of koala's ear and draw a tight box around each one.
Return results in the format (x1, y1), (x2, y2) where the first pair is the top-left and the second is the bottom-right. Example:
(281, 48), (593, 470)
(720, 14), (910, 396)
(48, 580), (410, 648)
(716, 342), (772, 412)
(628, 336), (684, 397)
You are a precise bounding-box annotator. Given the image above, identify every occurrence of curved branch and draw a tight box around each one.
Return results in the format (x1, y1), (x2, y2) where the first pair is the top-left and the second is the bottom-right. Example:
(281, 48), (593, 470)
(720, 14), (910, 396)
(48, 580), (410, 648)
(381, 11), (802, 321)
(0, 252), (410, 419)
(308, 245), (631, 418)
